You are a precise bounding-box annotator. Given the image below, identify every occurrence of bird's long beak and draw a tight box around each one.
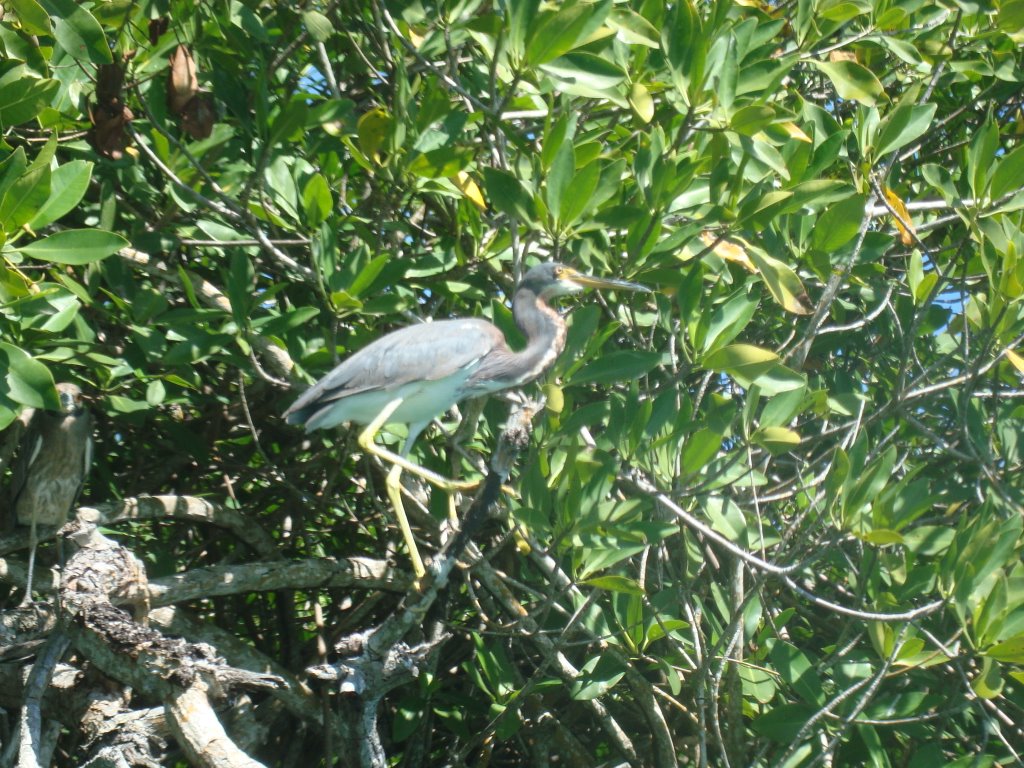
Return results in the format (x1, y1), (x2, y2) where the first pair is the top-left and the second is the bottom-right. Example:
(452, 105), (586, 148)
(570, 272), (652, 293)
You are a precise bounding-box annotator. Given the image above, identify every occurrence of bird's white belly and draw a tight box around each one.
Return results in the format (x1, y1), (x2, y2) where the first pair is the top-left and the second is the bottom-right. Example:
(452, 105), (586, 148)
(329, 370), (474, 429)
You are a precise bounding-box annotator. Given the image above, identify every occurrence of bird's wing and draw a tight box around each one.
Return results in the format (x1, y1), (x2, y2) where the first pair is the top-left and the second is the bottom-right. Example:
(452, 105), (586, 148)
(285, 319), (504, 421)
(7, 409), (42, 515)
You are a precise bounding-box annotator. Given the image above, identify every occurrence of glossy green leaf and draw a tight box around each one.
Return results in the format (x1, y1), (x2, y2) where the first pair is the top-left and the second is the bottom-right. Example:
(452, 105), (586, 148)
(991, 145), (1024, 200)
(540, 53), (627, 102)
(482, 168), (536, 223)
(583, 574), (645, 595)
(662, 0), (705, 100)
(558, 160), (602, 227)
(731, 105), (776, 136)
(9, 0), (51, 35)
(525, 2), (604, 66)
(16, 229), (129, 264)
(571, 350), (661, 386)
(0, 342), (57, 412)
(0, 73), (59, 128)
(28, 160), (93, 229)
(37, 0), (112, 64)
(770, 641), (826, 705)
(746, 247), (812, 315)
(570, 654), (627, 700)
(0, 164), (50, 234)
(302, 10), (333, 42)
(985, 635), (1024, 663)
(813, 194), (867, 251)
(751, 425), (801, 454)
(546, 140), (575, 226)
(301, 173), (333, 227)
(968, 116), (998, 198)
(704, 343), (780, 380)
(811, 60), (886, 106)
(681, 427), (723, 473)
(971, 657), (1004, 699)
(874, 102), (936, 158)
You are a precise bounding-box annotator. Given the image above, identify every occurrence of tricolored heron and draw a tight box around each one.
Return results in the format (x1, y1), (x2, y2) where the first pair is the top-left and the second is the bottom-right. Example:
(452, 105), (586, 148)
(285, 262), (650, 578)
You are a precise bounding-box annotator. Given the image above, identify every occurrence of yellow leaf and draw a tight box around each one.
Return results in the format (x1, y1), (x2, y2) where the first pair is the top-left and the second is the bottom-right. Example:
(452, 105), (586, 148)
(356, 107), (392, 164)
(701, 231), (755, 272)
(1006, 348), (1024, 375)
(829, 50), (858, 63)
(779, 121), (812, 142)
(629, 82), (655, 123)
(885, 187), (915, 246)
(452, 171), (486, 210)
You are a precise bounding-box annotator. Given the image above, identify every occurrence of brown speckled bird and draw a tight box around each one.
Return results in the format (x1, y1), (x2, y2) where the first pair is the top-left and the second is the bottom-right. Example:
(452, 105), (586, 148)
(10, 382), (92, 604)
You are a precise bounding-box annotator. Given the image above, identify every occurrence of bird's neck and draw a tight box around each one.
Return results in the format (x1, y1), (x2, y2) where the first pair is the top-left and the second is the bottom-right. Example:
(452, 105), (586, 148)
(507, 288), (566, 386)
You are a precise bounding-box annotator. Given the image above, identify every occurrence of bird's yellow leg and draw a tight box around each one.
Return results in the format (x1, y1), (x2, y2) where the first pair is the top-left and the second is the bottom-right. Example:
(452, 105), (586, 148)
(356, 399), (479, 492)
(384, 462), (426, 580)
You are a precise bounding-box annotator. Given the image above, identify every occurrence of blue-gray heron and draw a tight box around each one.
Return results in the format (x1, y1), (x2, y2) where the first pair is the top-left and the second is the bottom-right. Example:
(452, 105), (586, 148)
(285, 262), (649, 578)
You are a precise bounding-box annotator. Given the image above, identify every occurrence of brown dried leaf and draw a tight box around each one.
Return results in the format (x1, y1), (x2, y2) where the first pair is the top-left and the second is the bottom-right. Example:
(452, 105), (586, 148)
(149, 17), (169, 46)
(180, 94), (215, 140)
(167, 45), (199, 114)
(89, 103), (134, 160)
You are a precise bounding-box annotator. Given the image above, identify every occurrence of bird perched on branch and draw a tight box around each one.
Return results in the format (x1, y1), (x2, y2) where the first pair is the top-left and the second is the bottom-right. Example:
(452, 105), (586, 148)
(285, 262), (650, 579)
(8, 382), (93, 604)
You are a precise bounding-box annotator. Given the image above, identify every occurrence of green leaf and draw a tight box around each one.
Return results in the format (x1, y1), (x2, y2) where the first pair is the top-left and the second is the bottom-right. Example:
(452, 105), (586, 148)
(540, 53), (627, 101)
(507, 0), (541, 63)
(0, 71), (59, 128)
(608, 8), (660, 47)
(811, 60), (886, 106)
(813, 194), (867, 251)
(771, 641), (826, 705)
(859, 529), (905, 545)
(873, 102), (936, 158)
(681, 427), (723, 473)
(627, 83), (655, 124)
(16, 229), (128, 264)
(751, 426), (801, 454)
(36, 0), (112, 64)
(558, 160), (601, 227)
(986, 634), (1024, 663)
(546, 140), (574, 227)
(0, 164), (50, 234)
(703, 343), (780, 380)
(570, 654), (627, 700)
(991, 145), (1024, 200)
(662, 0), (705, 101)
(998, 0), (1024, 35)
(571, 350), (661, 386)
(968, 115), (998, 198)
(971, 657), (1004, 699)
(481, 168), (536, 223)
(583, 575), (645, 595)
(731, 105), (776, 136)
(302, 10), (333, 42)
(0, 342), (56, 413)
(752, 703), (817, 742)
(28, 160), (94, 229)
(525, 3), (602, 67)
(746, 247), (812, 315)
(9, 0), (51, 35)
(301, 173), (332, 227)
(407, 147), (470, 179)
